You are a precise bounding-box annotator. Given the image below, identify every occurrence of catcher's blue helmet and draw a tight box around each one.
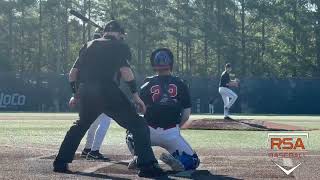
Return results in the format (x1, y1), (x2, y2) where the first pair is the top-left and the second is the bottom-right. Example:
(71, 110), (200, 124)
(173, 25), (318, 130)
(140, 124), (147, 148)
(150, 48), (174, 70)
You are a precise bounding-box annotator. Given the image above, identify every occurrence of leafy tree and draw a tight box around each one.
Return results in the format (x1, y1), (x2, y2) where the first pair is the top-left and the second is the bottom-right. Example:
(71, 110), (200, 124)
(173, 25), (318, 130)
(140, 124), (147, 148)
(0, 0), (318, 78)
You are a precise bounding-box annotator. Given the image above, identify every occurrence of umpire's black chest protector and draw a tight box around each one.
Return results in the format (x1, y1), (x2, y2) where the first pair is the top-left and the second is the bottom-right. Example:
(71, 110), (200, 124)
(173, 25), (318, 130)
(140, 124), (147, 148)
(79, 39), (131, 85)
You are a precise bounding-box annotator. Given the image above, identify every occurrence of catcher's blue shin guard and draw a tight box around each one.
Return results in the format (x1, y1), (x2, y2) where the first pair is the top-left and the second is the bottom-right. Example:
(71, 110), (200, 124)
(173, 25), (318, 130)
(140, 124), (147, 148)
(172, 150), (200, 170)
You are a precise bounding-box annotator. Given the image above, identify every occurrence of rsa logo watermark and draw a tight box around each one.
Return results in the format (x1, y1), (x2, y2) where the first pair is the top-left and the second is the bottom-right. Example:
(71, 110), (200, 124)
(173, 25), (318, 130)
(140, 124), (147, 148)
(267, 132), (308, 175)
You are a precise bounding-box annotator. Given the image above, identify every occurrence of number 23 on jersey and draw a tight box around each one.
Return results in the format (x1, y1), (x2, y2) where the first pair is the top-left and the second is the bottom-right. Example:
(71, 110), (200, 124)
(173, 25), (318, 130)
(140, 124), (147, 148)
(150, 84), (177, 102)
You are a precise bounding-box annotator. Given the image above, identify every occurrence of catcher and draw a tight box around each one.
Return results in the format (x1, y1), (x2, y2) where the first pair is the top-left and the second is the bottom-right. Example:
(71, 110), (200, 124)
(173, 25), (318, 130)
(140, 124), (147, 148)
(126, 48), (200, 171)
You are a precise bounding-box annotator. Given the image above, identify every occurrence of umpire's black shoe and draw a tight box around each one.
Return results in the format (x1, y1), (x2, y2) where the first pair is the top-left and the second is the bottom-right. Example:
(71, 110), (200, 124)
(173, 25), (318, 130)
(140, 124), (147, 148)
(224, 116), (234, 120)
(138, 163), (167, 178)
(53, 162), (73, 174)
(86, 150), (109, 160)
(80, 148), (91, 158)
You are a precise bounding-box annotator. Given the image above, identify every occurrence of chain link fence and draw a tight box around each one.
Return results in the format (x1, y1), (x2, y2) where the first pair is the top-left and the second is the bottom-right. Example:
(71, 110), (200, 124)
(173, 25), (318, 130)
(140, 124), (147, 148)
(0, 72), (319, 114)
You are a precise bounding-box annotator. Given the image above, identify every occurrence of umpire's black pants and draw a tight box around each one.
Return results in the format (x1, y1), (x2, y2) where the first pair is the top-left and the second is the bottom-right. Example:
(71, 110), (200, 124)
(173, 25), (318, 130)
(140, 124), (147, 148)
(54, 83), (157, 167)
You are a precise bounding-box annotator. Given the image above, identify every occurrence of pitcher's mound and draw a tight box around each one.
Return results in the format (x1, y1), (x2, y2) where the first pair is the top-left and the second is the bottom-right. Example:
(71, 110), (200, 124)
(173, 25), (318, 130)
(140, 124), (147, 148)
(182, 118), (314, 131)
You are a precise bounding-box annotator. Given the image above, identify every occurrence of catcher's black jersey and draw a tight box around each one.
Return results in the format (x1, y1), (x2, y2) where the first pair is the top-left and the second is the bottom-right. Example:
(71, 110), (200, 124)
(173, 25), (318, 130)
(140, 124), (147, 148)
(219, 71), (231, 88)
(140, 75), (191, 128)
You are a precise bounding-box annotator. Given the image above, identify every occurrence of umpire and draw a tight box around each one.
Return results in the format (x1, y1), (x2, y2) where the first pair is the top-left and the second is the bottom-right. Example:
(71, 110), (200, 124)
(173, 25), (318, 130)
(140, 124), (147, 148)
(53, 20), (165, 178)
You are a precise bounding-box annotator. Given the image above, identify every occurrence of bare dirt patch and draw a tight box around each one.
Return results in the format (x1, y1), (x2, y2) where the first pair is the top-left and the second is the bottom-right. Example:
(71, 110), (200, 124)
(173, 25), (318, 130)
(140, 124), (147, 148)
(1, 145), (320, 179)
(182, 118), (315, 131)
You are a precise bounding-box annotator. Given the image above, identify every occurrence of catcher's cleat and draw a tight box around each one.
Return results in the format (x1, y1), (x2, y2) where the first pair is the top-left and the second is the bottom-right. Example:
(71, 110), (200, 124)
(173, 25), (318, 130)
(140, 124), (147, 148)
(138, 163), (167, 178)
(128, 156), (138, 170)
(86, 150), (109, 160)
(80, 148), (91, 158)
(160, 153), (185, 172)
(53, 162), (73, 174)
(224, 116), (234, 120)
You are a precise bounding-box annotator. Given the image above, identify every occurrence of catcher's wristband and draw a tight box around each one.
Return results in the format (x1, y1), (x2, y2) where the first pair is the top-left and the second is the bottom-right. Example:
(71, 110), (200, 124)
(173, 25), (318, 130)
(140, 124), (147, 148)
(70, 81), (77, 94)
(126, 80), (138, 94)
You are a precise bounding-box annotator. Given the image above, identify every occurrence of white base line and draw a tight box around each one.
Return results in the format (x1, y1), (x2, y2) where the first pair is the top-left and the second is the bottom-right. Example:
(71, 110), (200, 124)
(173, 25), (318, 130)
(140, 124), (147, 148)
(82, 162), (115, 173)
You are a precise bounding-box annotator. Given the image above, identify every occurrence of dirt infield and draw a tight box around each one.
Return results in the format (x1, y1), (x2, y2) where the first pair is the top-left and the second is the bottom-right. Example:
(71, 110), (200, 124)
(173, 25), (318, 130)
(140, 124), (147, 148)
(1, 114), (319, 179)
(1, 145), (319, 180)
(182, 118), (315, 131)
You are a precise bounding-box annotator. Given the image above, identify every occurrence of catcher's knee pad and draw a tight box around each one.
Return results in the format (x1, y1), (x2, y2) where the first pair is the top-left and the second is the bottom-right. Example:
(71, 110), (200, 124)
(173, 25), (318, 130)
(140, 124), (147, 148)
(172, 150), (200, 170)
(125, 130), (135, 155)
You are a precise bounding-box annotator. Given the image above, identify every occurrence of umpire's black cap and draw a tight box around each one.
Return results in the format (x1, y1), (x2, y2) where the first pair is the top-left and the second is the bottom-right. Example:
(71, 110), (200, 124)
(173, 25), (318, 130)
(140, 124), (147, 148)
(104, 20), (125, 34)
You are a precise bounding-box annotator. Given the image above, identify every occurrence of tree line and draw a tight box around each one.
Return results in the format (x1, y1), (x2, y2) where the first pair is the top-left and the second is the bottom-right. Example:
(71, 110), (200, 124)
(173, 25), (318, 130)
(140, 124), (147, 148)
(0, 0), (319, 78)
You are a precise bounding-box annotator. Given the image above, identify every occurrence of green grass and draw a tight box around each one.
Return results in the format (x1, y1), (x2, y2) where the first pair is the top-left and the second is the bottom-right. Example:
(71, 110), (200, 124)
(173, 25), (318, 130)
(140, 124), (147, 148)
(0, 113), (319, 151)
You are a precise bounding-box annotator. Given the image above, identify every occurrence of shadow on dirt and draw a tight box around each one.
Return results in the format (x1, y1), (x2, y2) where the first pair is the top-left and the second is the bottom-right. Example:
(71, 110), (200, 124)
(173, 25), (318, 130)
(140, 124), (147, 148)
(74, 169), (240, 180)
(170, 170), (242, 180)
(75, 171), (132, 180)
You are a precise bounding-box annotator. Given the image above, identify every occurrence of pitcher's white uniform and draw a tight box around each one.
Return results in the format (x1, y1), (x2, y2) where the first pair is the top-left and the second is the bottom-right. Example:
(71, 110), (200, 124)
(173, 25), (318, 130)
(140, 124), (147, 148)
(219, 70), (238, 118)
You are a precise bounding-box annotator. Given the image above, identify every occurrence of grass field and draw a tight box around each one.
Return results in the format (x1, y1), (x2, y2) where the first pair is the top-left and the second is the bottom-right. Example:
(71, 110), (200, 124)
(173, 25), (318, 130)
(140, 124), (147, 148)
(0, 113), (319, 179)
(1, 113), (320, 149)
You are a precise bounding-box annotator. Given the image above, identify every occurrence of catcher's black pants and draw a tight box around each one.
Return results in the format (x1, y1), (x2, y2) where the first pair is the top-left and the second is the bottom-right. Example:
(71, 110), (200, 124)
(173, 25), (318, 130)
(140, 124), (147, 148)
(54, 83), (157, 167)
